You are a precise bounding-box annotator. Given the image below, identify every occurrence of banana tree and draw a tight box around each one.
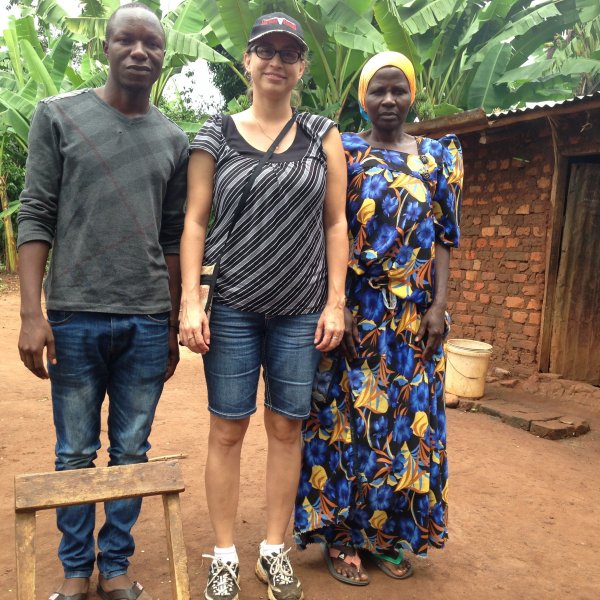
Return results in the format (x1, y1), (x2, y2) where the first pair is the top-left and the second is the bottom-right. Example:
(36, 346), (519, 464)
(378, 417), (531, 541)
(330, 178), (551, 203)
(0, 11), (103, 271)
(372, 0), (600, 116)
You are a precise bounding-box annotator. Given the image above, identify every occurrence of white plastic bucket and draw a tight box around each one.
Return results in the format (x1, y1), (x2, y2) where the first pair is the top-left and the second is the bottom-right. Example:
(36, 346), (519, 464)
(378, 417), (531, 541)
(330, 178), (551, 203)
(445, 339), (493, 399)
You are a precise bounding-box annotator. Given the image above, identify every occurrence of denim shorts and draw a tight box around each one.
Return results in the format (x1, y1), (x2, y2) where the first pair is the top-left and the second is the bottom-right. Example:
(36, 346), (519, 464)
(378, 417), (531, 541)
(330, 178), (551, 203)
(202, 302), (322, 420)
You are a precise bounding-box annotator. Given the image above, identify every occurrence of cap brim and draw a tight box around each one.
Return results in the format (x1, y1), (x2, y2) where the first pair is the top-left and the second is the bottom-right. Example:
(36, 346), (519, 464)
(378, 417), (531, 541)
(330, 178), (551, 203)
(248, 30), (308, 51)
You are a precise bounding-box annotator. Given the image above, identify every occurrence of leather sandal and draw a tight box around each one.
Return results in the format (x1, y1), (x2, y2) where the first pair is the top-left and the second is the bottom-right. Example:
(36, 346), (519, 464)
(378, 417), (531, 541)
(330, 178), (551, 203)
(49, 594), (88, 600)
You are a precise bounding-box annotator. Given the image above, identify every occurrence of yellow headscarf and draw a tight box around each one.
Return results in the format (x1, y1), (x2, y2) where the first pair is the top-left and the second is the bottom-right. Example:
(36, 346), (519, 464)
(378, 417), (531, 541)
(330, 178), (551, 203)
(358, 51), (417, 110)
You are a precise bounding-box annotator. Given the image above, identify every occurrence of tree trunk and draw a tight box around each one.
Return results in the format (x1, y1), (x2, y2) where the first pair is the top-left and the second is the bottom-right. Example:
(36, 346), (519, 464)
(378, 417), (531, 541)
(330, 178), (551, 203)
(0, 175), (18, 273)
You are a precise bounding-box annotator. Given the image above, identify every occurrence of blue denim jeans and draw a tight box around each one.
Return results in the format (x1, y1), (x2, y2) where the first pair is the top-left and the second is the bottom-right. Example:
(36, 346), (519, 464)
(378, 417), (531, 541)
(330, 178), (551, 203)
(47, 311), (169, 580)
(202, 302), (322, 420)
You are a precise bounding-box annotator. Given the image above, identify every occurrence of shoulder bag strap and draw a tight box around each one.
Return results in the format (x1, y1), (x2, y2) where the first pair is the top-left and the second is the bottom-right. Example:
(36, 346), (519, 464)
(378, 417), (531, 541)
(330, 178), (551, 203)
(220, 113), (296, 250)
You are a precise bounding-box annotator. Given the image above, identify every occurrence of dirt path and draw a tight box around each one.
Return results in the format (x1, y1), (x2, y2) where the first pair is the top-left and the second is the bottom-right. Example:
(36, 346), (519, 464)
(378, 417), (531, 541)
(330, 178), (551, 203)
(1, 285), (598, 599)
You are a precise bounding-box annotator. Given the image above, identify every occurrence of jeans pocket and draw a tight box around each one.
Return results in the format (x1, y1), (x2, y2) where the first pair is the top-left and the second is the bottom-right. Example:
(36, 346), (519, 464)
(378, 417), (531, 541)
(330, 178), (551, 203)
(143, 312), (169, 324)
(46, 310), (75, 325)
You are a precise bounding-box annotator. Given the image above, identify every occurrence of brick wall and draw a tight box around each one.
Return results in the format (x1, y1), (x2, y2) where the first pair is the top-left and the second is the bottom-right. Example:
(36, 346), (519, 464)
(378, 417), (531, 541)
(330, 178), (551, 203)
(446, 120), (554, 367)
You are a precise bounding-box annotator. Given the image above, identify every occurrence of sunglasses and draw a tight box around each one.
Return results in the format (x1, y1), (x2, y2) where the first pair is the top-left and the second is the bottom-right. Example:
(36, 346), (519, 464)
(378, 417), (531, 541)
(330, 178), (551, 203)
(251, 44), (304, 64)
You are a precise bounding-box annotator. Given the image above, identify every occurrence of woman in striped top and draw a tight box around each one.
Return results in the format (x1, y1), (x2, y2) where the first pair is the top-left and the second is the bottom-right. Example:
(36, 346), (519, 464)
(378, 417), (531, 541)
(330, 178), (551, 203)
(179, 12), (347, 600)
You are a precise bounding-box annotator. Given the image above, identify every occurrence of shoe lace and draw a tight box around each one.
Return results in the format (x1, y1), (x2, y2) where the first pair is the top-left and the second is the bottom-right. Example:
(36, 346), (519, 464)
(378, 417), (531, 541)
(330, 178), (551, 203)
(203, 554), (240, 597)
(267, 548), (295, 586)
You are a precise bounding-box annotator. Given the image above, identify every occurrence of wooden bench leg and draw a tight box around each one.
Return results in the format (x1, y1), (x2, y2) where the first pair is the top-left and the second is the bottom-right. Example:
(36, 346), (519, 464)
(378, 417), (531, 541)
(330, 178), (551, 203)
(162, 493), (190, 600)
(15, 511), (36, 600)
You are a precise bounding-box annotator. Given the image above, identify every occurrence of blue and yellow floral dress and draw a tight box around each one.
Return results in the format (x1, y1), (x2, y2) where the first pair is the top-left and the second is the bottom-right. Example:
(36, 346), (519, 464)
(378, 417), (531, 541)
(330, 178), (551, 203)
(293, 132), (463, 559)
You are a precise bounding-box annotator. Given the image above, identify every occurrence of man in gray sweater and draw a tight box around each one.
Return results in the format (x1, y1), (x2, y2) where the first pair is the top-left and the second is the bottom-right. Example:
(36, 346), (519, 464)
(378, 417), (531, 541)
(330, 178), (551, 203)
(17, 4), (188, 599)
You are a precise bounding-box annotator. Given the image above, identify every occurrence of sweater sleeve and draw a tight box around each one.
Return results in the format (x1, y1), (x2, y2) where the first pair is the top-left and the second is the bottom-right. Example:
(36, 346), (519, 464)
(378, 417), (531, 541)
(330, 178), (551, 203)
(17, 102), (63, 248)
(159, 140), (189, 255)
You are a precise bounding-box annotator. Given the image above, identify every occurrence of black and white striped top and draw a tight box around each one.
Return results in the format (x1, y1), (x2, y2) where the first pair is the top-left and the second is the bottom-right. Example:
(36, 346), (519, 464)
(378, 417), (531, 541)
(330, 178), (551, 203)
(191, 112), (336, 315)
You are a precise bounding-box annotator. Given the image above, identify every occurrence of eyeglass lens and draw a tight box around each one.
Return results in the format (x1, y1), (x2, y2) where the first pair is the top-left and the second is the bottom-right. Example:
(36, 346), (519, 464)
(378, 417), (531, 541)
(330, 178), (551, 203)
(255, 45), (302, 64)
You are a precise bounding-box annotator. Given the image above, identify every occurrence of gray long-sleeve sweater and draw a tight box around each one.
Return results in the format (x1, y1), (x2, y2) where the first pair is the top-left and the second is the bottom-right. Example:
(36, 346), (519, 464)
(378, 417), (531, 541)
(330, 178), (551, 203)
(18, 89), (189, 313)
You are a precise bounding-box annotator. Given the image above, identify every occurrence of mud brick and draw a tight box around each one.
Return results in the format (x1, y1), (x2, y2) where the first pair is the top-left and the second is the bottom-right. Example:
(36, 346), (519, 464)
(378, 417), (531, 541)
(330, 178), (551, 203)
(455, 314), (473, 325)
(506, 238), (520, 248)
(473, 315), (495, 326)
(522, 325), (539, 337)
(491, 296), (504, 305)
(505, 251), (529, 261)
(498, 226), (512, 236)
(482, 272), (496, 281)
(526, 299), (541, 310)
(498, 206), (510, 215)
(516, 227), (531, 236)
(528, 312), (541, 325)
(476, 238), (488, 248)
(511, 274), (527, 283)
(485, 306), (503, 317)
(511, 339), (537, 352)
(537, 176), (551, 189)
(482, 227), (496, 237)
(530, 263), (545, 273)
(505, 296), (524, 308)
(497, 274), (510, 283)
(523, 285), (539, 296)
(515, 204), (530, 214)
(530, 419), (590, 440)
(489, 238), (506, 248)
(490, 215), (502, 225)
(479, 294), (491, 304)
(472, 259), (482, 270)
(511, 311), (528, 324)
(473, 282), (485, 291)
(462, 291), (477, 302)
(529, 252), (543, 262)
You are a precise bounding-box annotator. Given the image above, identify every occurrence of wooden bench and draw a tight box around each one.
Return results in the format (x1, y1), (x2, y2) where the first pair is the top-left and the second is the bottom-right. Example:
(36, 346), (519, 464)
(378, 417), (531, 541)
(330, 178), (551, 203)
(14, 460), (190, 600)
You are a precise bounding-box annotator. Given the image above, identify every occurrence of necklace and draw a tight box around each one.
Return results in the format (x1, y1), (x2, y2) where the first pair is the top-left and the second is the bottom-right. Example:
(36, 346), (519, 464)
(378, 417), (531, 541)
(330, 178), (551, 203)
(253, 113), (275, 141)
(251, 111), (291, 145)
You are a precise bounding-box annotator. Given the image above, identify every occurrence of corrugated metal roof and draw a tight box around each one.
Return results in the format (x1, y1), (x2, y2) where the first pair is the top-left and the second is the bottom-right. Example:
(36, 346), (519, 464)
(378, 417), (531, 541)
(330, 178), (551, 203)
(489, 90), (600, 118)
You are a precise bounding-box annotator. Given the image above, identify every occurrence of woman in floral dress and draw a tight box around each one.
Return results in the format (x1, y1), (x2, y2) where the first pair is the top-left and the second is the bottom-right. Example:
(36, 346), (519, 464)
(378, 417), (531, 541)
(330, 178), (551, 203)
(294, 52), (463, 585)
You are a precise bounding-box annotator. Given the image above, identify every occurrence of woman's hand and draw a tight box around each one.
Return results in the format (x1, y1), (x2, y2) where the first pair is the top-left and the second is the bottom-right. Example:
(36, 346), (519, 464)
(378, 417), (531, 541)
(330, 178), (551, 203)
(314, 303), (345, 352)
(179, 297), (211, 354)
(415, 304), (445, 362)
(340, 307), (360, 361)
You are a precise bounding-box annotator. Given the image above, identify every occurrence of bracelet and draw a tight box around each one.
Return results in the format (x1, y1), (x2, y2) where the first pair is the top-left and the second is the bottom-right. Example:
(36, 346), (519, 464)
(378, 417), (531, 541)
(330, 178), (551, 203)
(168, 319), (180, 332)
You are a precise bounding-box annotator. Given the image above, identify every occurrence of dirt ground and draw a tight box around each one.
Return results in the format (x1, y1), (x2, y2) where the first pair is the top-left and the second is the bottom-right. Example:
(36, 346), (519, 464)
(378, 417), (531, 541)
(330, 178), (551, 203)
(1, 279), (599, 600)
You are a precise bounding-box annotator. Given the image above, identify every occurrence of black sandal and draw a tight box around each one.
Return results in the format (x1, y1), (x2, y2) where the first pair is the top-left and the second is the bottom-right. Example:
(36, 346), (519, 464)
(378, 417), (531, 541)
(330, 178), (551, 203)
(321, 544), (369, 586)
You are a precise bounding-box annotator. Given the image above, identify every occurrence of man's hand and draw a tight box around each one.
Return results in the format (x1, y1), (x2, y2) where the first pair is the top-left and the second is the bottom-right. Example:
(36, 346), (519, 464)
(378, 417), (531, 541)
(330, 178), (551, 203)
(164, 327), (180, 381)
(18, 314), (56, 379)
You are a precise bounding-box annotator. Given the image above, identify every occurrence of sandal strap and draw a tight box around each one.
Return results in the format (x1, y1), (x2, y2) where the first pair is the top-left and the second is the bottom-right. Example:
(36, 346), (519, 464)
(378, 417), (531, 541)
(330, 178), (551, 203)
(329, 547), (363, 570)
